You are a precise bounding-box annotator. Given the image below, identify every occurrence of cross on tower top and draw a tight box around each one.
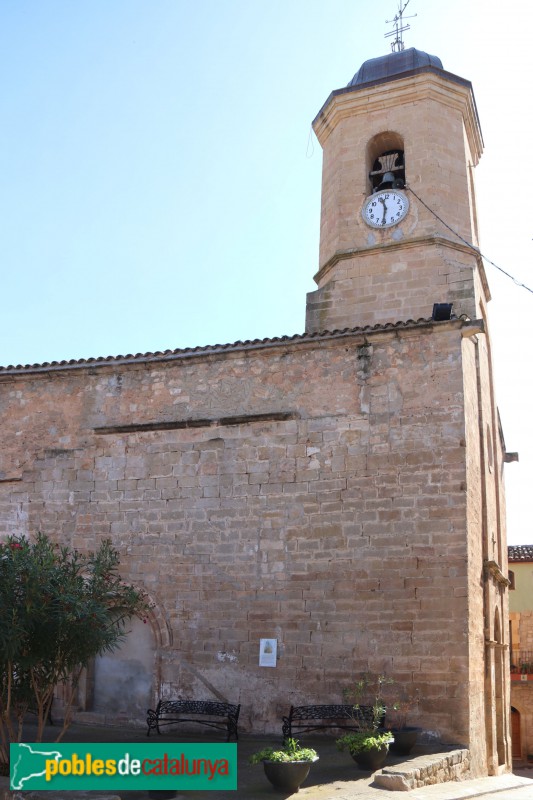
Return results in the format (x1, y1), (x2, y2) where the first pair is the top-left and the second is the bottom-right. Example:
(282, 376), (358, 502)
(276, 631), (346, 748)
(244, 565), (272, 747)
(385, 0), (417, 52)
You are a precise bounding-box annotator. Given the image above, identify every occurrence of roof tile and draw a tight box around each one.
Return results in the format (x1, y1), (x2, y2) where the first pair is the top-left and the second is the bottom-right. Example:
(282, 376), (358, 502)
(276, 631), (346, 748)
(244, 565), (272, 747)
(508, 545), (533, 562)
(0, 317), (452, 375)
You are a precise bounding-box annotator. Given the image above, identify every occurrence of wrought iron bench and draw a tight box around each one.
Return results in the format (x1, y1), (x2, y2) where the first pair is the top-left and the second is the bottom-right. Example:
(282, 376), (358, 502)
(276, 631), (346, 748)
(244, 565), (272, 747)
(146, 699), (241, 741)
(282, 704), (384, 740)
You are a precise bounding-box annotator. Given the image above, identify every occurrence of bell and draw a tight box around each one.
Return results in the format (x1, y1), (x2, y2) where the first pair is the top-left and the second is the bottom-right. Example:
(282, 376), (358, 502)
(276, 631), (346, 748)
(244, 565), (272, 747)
(376, 171), (405, 191)
(377, 171), (396, 189)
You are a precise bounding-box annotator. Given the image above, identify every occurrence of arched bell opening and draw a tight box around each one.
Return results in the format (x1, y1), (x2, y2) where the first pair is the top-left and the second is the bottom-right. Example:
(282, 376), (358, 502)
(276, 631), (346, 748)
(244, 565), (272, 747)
(366, 131), (406, 194)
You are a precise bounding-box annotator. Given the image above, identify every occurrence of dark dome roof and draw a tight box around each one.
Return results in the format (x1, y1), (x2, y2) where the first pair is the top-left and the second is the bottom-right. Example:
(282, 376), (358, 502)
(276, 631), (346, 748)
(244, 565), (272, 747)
(349, 47), (443, 87)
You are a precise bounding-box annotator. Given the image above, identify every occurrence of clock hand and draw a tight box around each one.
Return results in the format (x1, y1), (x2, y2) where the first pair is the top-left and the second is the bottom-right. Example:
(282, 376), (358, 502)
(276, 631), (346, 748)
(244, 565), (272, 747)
(378, 197), (388, 225)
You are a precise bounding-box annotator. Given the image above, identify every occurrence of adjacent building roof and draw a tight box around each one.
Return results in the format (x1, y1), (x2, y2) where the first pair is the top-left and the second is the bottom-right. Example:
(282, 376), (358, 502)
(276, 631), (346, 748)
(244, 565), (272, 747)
(348, 47), (443, 87)
(508, 545), (533, 562)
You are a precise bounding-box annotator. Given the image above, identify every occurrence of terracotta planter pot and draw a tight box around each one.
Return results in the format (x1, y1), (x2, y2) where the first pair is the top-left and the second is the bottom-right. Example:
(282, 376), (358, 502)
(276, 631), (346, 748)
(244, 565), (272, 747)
(389, 727), (419, 756)
(262, 759), (316, 792)
(350, 744), (389, 771)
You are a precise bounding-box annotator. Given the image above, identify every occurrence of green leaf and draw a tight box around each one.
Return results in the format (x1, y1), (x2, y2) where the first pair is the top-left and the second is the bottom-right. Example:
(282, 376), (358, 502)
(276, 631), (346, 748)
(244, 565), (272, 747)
(0, 533), (149, 756)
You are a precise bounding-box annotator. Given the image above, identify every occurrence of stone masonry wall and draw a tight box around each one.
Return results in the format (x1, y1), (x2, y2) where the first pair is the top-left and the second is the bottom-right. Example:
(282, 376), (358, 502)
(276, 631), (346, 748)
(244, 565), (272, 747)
(315, 86), (479, 270)
(305, 241), (478, 334)
(0, 323), (472, 740)
(307, 75), (482, 335)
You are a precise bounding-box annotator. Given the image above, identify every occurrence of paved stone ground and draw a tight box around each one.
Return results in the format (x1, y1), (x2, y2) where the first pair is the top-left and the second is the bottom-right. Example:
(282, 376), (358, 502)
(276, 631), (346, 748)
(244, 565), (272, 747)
(1, 722), (532, 799)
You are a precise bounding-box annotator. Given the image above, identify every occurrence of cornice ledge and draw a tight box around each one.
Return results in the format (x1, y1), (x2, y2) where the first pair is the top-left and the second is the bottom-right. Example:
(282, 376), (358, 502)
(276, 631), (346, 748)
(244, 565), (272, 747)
(313, 72), (482, 160)
(461, 320), (485, 337)
(314, 234), (481, 286)
(484, 559), (511, 587)
(484, 639), (509, 650)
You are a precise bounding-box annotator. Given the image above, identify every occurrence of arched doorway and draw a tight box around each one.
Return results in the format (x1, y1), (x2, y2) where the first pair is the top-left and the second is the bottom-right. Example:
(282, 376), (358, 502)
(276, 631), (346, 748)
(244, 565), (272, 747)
(93, 616), (156, 719)
(511, 707), (522, 760)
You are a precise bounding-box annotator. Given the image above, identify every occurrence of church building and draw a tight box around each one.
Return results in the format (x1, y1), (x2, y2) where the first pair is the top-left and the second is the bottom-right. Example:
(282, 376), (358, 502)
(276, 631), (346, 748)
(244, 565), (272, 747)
(0, 46), (511, 776)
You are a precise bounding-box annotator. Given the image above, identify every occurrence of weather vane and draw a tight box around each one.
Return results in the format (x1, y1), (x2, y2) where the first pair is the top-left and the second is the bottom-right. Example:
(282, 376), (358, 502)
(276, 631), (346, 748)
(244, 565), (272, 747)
(385, 0), (417, 52)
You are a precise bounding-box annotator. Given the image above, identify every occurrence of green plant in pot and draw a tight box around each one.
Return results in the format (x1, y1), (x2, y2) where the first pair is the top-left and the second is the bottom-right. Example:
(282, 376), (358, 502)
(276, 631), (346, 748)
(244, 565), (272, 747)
(337, 730), (394, 771)
(384, 689), (421, 756)
(249, 737), (318, 793)
(336, 673), (393, 771)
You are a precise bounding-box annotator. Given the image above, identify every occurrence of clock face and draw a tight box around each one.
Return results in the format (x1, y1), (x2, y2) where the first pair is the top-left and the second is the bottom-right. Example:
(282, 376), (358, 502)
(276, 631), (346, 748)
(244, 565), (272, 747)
(362, 190), (409, 228)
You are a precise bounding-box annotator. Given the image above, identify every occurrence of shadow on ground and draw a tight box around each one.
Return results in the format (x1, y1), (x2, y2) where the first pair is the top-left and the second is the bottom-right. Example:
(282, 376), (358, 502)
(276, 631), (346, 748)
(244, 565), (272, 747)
(0, 719), (471, 799)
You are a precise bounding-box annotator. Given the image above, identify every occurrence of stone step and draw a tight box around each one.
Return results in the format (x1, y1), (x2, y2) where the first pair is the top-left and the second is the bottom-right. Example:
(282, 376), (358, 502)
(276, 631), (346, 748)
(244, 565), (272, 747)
(374, 748), (471, 791)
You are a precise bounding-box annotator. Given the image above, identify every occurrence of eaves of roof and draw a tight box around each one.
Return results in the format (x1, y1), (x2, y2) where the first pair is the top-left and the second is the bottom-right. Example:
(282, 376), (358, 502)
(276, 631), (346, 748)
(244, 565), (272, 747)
(508, 545), (533, 563)
(0, 316), (478, 377)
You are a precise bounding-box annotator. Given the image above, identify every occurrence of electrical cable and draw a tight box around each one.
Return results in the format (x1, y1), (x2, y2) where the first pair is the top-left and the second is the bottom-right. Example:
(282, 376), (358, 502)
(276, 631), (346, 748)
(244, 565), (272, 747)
(406, 185), (533, 296)
(306, 126), (315, 159)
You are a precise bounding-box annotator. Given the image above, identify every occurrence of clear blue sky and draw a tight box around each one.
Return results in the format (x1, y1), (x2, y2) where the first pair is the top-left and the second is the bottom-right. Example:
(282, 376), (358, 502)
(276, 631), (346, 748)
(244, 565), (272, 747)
(1, 1), (532, 543)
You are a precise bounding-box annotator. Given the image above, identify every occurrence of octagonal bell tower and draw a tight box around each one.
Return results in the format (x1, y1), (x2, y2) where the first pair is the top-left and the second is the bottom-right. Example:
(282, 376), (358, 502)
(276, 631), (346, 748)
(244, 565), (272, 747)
(306, 48), (486, 333)
(305, 47), (511, 778)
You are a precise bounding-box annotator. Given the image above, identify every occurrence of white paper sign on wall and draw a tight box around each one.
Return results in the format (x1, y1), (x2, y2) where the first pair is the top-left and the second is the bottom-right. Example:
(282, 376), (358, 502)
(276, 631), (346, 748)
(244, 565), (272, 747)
(259, 638), (277, 667)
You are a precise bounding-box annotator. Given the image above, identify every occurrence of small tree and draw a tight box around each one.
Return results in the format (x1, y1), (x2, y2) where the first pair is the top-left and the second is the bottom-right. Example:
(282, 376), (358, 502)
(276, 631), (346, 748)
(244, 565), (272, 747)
(342, 671), (393, 731)
(0, 533), (148, 764)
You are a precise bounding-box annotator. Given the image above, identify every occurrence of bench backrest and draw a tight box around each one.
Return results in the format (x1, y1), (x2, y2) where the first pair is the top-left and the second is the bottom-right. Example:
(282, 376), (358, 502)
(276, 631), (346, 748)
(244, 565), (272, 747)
(157, 700), (239, 716)
(290, 704), (381, 725)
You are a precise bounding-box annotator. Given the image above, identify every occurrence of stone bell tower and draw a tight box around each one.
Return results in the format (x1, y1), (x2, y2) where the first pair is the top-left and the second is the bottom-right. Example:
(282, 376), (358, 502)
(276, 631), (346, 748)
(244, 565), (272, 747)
(306, 48), (486, 333)
(305, 48), (511, 777)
